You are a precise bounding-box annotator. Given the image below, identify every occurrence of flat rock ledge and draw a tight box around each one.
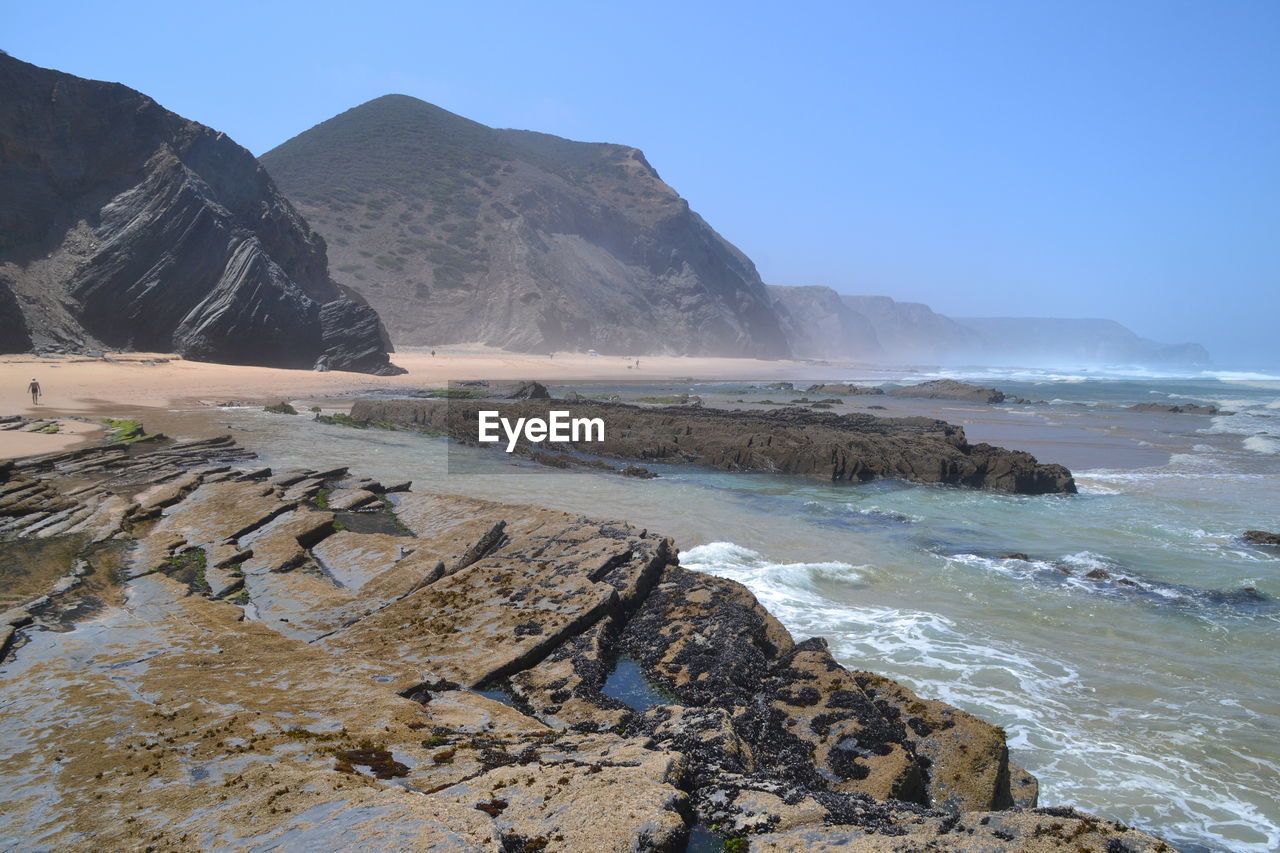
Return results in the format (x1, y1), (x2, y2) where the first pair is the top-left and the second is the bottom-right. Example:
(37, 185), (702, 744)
(350, 398), (1077, 495)
(886, 379), (1028, 405)
(0, 432), (1169, 851)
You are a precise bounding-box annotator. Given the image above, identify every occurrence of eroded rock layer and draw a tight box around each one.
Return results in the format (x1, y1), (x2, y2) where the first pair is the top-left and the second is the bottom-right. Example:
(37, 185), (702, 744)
(0, 55), (399, 373)
(0, 432), (1167, 851)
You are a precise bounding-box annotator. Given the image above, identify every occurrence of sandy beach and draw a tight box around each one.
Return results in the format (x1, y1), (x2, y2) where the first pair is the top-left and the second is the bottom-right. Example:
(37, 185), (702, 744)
(0, 346), (819, 459)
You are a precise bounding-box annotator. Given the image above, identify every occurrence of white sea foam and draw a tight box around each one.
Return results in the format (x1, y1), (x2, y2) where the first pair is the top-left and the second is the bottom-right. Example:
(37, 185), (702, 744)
(682, 541), (1280, 851)
(1243, 435), (1280, 455)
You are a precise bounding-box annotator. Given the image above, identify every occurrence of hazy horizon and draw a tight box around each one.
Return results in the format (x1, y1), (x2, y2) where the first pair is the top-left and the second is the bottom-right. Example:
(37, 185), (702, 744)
(6, 1), (1277, 367)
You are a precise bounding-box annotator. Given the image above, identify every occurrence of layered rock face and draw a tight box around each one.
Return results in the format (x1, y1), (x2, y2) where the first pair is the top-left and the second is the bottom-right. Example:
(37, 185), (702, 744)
(0, 55), (400, 373)
(768, 284), (882, 361)
(259, 95), (789, 357)
(350, 398), (1078, 494)
(0, 432), (1167, 851)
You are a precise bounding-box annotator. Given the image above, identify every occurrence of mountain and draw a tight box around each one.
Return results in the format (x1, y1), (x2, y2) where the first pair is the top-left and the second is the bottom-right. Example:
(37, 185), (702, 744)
(768, 287), (1211, 367)
(767, 285), (881, 361)
(841, 294), (986, 363)
(954, 317), (1211, 366)
(259, 95), (789, 357)
(0, 55), (400, 373)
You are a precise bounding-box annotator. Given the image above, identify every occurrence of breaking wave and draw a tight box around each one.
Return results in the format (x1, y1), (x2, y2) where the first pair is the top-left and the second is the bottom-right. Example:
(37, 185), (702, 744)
(682, 541), (1280, 852)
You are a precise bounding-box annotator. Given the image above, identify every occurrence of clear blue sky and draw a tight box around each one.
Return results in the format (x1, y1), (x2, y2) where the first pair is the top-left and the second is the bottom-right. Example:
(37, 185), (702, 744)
(7, 0), (1278, 365)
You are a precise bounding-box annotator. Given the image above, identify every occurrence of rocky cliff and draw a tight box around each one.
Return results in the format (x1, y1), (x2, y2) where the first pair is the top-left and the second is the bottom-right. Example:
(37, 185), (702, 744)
(841, 294), (987, 364)
(767, 284), (881, 361)
(259, 95), (790, 357)
(0, 55), (400, 374)
(766, 288), (1212, 368)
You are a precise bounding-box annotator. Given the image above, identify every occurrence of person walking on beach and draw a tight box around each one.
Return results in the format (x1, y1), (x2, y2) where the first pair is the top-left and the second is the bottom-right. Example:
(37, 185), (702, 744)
(27, 378), (41, 405)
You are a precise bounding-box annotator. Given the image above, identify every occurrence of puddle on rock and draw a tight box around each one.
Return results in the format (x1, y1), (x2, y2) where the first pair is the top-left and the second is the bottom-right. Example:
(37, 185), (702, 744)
(685, 824), (728, 852)
(332, 508), (411, 536)
(0, 533), (91, 608)
(602, 656), (682, 711)
(474, 682), (524, 710)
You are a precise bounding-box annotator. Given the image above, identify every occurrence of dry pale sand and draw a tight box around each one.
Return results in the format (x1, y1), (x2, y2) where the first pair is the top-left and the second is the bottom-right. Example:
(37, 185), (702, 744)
(0, 345), (819, 459)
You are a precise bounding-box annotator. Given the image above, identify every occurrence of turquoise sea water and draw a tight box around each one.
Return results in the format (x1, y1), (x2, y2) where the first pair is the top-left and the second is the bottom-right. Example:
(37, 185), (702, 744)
(161, 373), (1280, 852)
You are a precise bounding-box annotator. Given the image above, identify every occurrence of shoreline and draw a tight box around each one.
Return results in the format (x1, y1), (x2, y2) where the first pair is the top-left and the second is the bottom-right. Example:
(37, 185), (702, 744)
(0, 427), (1173, 851)
(0, 349), (820, 460)
(2, 351), (1174, 473)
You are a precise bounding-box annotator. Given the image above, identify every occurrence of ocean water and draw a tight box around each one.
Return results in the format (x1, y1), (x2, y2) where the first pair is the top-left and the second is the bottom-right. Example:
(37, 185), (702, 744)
(151, 376), (1280, 853)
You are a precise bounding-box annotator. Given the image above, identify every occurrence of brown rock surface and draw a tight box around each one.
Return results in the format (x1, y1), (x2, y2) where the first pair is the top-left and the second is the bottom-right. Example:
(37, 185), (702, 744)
(887, 379), (1015, 404)
(0, 428), (1170, 852)
(351, 398), (1078, 494)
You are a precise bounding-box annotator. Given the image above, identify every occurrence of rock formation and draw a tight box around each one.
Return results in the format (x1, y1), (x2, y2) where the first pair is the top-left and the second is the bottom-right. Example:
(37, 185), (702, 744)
(842, 295), (986, 363)
(1243, 530), (1280, 547)
(1127, 402), (1221, 415)
(765, 287), (1212, 369)
(0, 55), (401, 374)
(0, 428), (1167, 851)
(258, 94), (789, 357)
(768, 284), (881, 361)
(805, 383), (885, 395)
(888, 379), (1025, 405)
(349, 398), (1078, 494)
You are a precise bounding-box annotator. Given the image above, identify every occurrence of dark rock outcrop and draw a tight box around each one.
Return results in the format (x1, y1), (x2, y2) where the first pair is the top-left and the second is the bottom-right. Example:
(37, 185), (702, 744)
(1243, 530), (1280, 547)
(1127, 402), (1221, 415)
(350, 398), (1077, 494)
(888, 379), (1020, 405)
(259, 94), (790, 357)
(503, 380), (550, 399)
(806, 383), (885, 395)
(0, 55), (400, 373)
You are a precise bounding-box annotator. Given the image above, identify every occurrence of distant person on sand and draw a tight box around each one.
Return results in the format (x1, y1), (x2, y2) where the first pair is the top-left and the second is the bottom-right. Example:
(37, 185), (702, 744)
(431, 349), (436, 357)
(28, 378), (41, 405)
